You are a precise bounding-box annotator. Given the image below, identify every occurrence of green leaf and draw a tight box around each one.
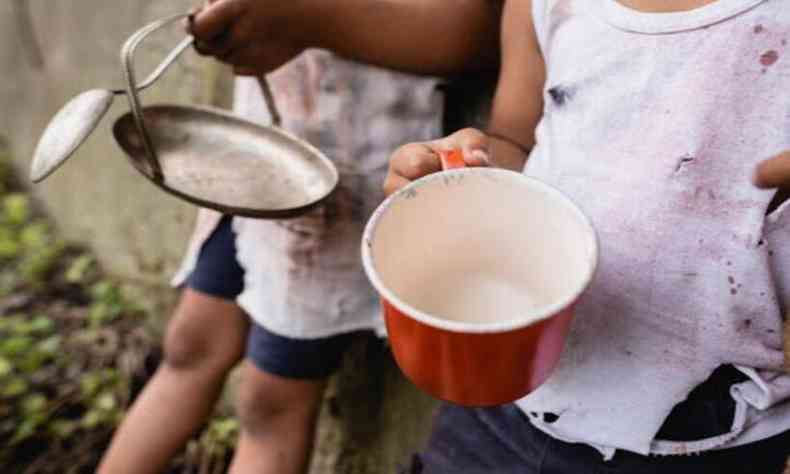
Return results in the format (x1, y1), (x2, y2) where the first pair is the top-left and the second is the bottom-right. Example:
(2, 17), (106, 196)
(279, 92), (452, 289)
(19, 221), (50, 250)
(0, 228), (19, 259)
(90, 281), (118, 302)
(94, 391), (117, 412)
(2, 315), (29, 335)
(79, 372), (102, 398)
(21, 393), (47, 414)
(18, 243), (65, 283)
(17, 350), (48, 373)
(37, 335), (61, 355)
(29, 316), (54, 334)
(0, 357), (12, 377)
(100, 368), (121, 387)
(1, 377), (28, 397)
(3, 194), (30, 225)
(49, 419), (77, 439)
(88, 302), (122, 328)
(214, 418), (239, 439)
(80, 409), (104, 429)
(65, 255), (94, 283)
(88, 302), (109, 328)
(10, 418), (38, 445)
(0, 335), (33, 357)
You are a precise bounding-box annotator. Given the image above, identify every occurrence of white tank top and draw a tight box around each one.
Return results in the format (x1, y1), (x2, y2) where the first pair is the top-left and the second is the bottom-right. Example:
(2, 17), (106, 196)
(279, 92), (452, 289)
(172, 52), (442, 338)
(517, 0), (790, 458)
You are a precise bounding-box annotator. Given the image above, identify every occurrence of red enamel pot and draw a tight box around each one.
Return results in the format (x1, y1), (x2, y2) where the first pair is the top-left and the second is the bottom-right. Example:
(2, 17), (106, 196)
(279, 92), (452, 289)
(361, 151), (598, 407)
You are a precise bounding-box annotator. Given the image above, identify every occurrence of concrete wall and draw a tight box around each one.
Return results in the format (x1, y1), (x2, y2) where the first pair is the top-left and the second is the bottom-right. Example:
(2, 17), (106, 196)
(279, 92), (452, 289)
(0, 1), (435, 472)
(0, 0), (222, 286)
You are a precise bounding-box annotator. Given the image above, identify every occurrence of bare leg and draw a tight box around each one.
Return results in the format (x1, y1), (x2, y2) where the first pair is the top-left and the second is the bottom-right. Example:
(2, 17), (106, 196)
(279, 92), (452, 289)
(97, 289), (249, 474)
(228, 361), (327, 474)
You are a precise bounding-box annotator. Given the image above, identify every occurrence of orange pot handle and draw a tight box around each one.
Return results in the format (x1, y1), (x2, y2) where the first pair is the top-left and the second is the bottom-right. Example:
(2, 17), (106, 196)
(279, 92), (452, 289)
(439, 149), (466, 170)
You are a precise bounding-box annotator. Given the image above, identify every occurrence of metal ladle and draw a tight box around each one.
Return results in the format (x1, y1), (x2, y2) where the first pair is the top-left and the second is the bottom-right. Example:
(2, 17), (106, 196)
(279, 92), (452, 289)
(31, 14), (339, 219)
(30, 21), (194, 182)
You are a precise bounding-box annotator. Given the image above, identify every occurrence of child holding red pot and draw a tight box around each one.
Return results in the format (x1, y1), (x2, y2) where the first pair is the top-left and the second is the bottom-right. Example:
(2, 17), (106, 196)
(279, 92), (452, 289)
(116, 0), (790, 471)
(384, 0), (790, 472)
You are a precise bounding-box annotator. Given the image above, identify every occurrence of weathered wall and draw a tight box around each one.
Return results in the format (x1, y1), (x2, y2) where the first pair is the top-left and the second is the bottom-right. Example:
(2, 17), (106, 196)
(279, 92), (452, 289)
(0, 1), (435, 472)
(0, 0), (222, 287)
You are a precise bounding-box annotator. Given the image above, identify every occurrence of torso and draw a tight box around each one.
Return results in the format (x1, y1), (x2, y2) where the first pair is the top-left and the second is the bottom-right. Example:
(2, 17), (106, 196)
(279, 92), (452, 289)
(518, 0), (790, 456)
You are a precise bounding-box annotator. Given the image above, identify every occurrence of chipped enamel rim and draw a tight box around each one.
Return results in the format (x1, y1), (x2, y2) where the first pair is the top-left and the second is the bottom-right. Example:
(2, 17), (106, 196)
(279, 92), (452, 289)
(361, 167), (600, 334)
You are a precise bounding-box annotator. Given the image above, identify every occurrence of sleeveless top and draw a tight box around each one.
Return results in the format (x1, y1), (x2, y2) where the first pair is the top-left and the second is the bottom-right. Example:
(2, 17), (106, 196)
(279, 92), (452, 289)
(517, 0), (790, 458)
(173, 51), (442, 338)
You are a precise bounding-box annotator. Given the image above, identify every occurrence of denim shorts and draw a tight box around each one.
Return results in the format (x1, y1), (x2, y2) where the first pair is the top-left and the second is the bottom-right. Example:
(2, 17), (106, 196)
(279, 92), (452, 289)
(406, 402), (790, 474)
(186, 216), (363, 379)
(406, 365), (788, 473)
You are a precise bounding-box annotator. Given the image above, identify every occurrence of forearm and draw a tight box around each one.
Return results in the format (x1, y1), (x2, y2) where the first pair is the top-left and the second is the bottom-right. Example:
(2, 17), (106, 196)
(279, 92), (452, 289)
(486, 0), (544, 171)
(306, 0), (502, 75)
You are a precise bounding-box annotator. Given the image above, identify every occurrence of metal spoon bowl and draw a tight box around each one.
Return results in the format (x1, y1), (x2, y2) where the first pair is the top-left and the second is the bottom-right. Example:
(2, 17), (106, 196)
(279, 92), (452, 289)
(30, 31), (194, 183)
(113, 104), (337, 218)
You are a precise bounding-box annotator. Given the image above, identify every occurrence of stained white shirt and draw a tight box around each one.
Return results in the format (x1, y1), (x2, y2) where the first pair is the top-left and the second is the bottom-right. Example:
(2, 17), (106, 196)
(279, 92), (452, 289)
(517, 0), (790, 458)
(173, 51), (442, 338)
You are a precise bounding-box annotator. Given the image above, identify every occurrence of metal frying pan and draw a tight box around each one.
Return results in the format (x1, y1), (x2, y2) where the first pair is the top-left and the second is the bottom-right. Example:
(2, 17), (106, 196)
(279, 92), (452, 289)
(34, 14), (339, 219)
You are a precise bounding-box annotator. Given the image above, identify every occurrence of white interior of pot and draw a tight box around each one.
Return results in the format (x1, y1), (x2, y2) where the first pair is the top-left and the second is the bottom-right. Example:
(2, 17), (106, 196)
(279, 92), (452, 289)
(366, 169), (597, 331)
(115, 106), (338, 212)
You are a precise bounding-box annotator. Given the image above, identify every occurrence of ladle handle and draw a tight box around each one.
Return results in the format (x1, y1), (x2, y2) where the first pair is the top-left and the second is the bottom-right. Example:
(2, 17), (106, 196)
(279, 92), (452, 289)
(185, 14), (281, 126)
(121, 14), (194, 182)
(257, 75), (282, 127)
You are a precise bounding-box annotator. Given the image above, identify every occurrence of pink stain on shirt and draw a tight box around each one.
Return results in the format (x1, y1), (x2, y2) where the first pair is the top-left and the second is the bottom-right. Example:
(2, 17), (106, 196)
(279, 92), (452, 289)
(760, 50), (780, 66)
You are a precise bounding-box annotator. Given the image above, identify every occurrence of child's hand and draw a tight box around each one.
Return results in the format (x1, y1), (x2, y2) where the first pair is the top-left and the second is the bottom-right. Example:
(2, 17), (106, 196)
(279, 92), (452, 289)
(188, 0), (311, 75)
(754, 151), (790, 189)
(383, 128), (491, 197)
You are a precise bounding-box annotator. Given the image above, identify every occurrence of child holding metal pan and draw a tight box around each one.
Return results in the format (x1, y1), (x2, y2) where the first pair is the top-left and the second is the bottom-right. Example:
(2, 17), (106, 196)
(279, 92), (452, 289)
(98, 42), (444, 474)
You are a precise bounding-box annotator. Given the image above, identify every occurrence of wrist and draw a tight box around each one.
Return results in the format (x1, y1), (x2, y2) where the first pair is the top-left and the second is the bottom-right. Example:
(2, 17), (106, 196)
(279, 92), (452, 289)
(485, 131), (531, 156)
(485, 130), (531, 172)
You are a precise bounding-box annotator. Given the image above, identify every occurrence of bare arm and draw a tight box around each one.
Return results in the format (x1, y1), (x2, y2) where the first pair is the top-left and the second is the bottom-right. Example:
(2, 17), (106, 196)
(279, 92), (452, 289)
(486, 0), (545, 171)
(190, 0), (502, 76)
(382, 0), (546, 195)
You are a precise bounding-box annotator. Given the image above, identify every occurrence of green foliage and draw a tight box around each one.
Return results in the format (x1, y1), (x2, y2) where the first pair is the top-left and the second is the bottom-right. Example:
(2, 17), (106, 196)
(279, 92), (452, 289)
(205, 417), (240, 448)
(0, 148), (238, 471)
(79, 369), (121, 400)
(0, 177), (137, 465)
(84, 280), (146, 329)
(17, 222), (66, 285)
(48, 418), (77, 439)
(80, 389), (122, 430)
(0, 193), (65, 287)
(0, 357), (11, 377)
(198, 416), (241, 461)
(0, 299), (129, 459)
(3, 194), (31, 225)
(0, 310), (59, 446)
(65, 254), (95, 284)
(2, 377), (29, 398)
(0, 227), (19, 259)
